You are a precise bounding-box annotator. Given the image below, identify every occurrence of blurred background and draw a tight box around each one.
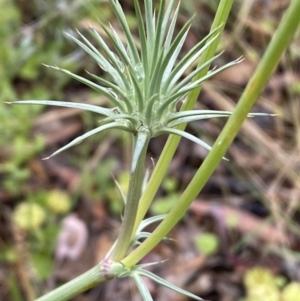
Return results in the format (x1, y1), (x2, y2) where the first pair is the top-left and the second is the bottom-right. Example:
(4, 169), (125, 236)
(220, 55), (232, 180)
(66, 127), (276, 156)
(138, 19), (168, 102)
(1, 0), (300, 300)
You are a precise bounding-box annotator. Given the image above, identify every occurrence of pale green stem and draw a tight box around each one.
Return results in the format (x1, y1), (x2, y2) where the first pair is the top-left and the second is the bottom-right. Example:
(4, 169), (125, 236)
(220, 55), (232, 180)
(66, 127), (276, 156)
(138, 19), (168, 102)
(112, 131), (150, 261)
(34, 261), (126, 301)
(123, 0), (300, 267)
(133, 0), (235, 234)
(35, 265), (103, 301)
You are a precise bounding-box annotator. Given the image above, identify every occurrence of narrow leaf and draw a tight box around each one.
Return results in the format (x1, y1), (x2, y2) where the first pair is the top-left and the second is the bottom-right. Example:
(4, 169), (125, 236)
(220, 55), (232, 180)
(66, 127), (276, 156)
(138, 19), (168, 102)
(43, 65), (125, 110)
(138, 269), (203, 300)
(163, 32), (220, 90)
(166, 110), (272, 127)
(152, 0), (166, 65)
(132, 273), (154, 301)
(86, 71), (125, 96)
(165, 53), (222, 95)
(144, 0), (154, 66)
(66, 31), (125, 89)
(132, 232), (170, 247)
(167, 110), (234, 122)
(162, 19), (193, 77)
(154, 127), (213, 153)
(128, 68), (145, 112)
(157, 55), (224, 118)
(7, 100), (112, 117)
(133, 232), (152, 242)
(166, 26), (220, 81)
(109, 0), (140, 64)
(155, 127), (228, 160)
(137, 259), (169, 269)
(98, 113), (138, 128)
(174, 57), (243, 94)
(98, 24), (145, 111)
(156, 92), (187, 120)
(144, 93), (159, 125)
(151, 20), (192, 94)
(168, 114), (233, 127)
(87, 71), (133, 113)
(113, 176), (127, 204)
(158, 0), (176, 51)
(137, 215), (167, 233)
(164, 2), (180, 51)
(158, 58), (240, 114)
(134, 0), (149, 80)
(88, 28), (129, 90)
(43, 122), (129, 159)
(105, 24), (128, 61)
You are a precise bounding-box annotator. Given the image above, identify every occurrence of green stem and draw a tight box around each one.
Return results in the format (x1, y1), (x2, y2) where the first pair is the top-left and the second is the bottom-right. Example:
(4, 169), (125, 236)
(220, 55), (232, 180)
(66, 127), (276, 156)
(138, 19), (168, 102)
(34, 261), (126, 301)
(112, 131), (150, 261)
(35, 265), (103, 301)
(123, 0), (300, 267)
(133, 0), (235, 234)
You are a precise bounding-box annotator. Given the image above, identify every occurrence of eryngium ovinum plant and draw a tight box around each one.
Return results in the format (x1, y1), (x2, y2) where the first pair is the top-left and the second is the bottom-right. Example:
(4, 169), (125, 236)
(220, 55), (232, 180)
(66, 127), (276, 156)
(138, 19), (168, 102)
(9, 0), (269, 300)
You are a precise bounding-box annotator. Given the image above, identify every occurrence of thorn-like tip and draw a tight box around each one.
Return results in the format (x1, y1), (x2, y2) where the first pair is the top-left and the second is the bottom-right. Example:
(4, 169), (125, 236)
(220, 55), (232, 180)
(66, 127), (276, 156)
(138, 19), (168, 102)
(235, 56), (244, 63)
(42, 156), (50, 161)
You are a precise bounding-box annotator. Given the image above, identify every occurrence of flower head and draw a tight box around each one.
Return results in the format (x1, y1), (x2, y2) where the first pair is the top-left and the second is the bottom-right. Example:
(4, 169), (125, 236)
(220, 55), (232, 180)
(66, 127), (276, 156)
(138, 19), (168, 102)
(13, 203), (45, 230)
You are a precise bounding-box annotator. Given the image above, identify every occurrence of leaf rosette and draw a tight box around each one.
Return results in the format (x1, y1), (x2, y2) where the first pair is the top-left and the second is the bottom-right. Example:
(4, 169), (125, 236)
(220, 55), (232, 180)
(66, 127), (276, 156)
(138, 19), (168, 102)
(8, 0), (253, 165)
